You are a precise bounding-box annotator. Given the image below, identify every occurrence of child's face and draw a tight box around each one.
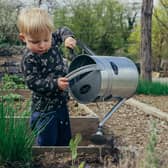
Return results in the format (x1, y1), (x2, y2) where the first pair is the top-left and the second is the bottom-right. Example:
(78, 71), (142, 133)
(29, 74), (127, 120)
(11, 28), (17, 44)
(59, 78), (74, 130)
(19, 32), (52, 55)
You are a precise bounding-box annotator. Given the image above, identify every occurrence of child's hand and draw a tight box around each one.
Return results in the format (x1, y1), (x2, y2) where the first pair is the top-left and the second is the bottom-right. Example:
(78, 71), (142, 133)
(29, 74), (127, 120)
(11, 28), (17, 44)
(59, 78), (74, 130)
(57, 77), (69, 90)
(64, 37), (76, 49)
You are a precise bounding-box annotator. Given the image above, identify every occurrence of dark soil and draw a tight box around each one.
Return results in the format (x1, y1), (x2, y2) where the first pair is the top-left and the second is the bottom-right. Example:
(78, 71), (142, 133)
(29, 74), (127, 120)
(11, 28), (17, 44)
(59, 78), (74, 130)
(32, 149), (119, 168)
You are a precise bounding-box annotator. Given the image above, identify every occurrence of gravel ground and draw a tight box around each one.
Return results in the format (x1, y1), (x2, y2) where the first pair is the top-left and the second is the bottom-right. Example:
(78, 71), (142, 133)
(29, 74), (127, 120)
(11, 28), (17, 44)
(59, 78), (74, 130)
(86, 95), (168, 166)
(133, 95), (168, 113)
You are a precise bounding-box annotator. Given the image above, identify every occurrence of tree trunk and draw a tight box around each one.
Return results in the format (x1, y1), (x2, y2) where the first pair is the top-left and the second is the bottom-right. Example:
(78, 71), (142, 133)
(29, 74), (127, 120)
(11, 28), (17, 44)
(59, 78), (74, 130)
(38, 0), (42, 7)
(140, 0), (153, 81)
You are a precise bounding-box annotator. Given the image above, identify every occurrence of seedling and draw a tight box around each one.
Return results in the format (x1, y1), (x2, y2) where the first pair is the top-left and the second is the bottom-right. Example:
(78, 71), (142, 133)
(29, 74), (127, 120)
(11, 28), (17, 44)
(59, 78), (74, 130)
(69, 133), (85, 168)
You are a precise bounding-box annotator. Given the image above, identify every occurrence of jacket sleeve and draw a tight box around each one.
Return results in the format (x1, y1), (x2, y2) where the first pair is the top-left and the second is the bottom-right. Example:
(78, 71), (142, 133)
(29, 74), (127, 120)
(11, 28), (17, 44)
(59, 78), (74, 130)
(52, 26), (75, 46)
(22, 56), (59, 96)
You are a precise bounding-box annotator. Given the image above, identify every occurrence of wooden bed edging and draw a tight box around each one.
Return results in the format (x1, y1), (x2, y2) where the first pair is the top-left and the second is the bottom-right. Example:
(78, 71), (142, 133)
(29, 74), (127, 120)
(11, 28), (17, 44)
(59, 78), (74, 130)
(32, 145), (111, 156)
(126, 98), (168, 121)
(32, 145), (140, 156)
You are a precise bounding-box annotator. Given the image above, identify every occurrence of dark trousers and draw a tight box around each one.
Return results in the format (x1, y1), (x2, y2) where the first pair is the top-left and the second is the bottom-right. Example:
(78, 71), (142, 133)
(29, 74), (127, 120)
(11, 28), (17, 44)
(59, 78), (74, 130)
(30, 106), (71, 146)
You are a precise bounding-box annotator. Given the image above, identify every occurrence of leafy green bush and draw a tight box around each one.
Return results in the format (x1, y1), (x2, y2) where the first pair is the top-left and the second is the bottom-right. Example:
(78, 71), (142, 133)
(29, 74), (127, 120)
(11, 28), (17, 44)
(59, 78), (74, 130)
(0, 93), (22, 101)
(0, 0), (18, 44)
(136, 79), (168, 95)
(1, 74), (26, 90)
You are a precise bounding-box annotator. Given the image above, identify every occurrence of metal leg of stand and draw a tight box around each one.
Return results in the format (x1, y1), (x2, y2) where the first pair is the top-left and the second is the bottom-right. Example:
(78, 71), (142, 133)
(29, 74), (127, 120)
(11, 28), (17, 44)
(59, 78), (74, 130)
(90, 98), (127, 145)
(98, 98), (127, 128)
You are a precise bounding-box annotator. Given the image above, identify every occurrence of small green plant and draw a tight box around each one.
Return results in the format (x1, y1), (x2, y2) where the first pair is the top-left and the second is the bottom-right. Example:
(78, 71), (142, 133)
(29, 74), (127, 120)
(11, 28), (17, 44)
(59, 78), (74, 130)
(69, 133), (85, 168)
(0, 93), (22, 101)
(141, 121), (159, 168)
(1, 74), (26, 90)
(136, 79), (168, 95)
(22, 99), (31, 116)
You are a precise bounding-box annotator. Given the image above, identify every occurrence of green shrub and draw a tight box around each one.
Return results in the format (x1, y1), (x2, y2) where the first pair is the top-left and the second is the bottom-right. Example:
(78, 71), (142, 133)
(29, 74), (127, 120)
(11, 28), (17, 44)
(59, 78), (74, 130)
(136, 79), (168, 95)
(0, 93), (22, 101)
(1, 74), (26, 90)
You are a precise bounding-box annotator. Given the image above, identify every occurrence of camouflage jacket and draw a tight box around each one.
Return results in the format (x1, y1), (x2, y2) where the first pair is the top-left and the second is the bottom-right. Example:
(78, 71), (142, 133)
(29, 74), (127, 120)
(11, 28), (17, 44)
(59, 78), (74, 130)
(21, 27), (74, 113)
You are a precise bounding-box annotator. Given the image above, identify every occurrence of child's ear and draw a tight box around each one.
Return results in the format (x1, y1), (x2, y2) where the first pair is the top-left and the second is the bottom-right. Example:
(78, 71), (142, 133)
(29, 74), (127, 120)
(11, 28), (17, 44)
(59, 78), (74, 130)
(19, 33), (25, 42)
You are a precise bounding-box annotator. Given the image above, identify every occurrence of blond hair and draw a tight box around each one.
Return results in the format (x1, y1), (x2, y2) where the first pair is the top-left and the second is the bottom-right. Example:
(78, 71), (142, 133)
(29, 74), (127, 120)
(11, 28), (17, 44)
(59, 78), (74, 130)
(17, 8), (54, 36)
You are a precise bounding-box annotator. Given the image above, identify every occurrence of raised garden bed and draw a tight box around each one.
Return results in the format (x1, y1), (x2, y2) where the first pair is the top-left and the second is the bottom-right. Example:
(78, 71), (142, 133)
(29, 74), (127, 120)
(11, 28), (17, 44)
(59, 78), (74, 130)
(31, 144), (140, 168)
(0, 89), (143, 167)
(1, 89), (101, 144)
(30, 100), (141, 168)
